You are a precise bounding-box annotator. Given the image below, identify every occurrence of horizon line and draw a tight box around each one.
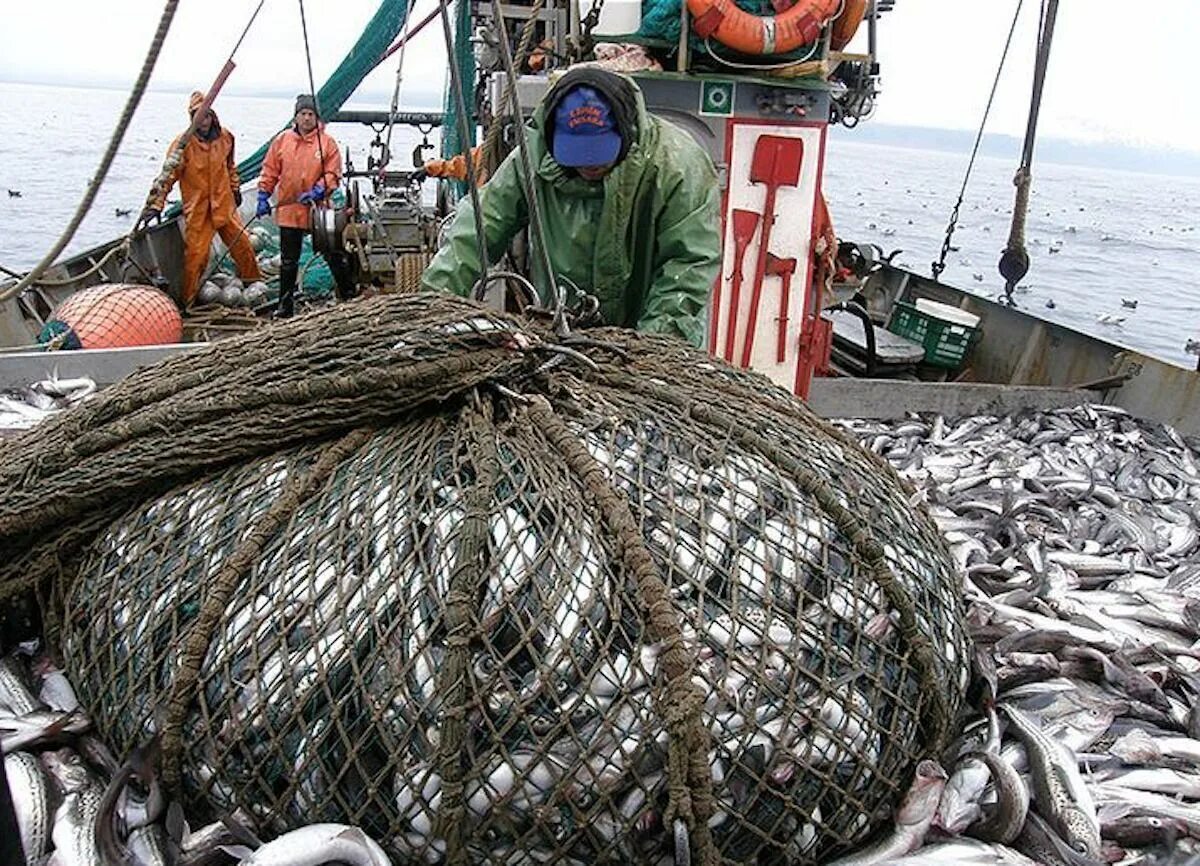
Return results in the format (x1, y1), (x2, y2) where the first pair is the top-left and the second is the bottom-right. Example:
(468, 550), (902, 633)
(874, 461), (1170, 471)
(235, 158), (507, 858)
(4, 75), (1200, 166)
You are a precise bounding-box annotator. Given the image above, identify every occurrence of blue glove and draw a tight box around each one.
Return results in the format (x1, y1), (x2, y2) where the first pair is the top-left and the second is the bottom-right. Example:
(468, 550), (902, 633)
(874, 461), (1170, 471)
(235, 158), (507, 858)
(255, 190), (272, 218)
(298, 182), (326, 205)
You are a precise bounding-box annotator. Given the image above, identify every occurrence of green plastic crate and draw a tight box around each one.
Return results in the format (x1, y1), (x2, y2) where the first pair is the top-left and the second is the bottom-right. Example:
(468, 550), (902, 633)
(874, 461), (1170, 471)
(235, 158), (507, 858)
(886, 301), (981, 369)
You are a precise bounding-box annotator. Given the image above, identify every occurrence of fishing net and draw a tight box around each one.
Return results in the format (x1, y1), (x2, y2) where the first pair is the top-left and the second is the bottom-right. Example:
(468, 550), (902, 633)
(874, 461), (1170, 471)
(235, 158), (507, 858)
(0, 295), (968, 865)
(36, 283), (183, 349)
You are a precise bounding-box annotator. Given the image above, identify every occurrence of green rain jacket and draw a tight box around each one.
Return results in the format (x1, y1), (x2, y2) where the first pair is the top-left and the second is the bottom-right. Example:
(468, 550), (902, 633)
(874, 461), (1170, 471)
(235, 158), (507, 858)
(421, 72), (721, 347)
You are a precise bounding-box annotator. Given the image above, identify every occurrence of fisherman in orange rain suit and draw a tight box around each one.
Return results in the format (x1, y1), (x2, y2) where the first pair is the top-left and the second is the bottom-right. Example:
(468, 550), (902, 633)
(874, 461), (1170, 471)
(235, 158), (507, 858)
(256, 94), (355, 318)
(142, 91), (262, 307)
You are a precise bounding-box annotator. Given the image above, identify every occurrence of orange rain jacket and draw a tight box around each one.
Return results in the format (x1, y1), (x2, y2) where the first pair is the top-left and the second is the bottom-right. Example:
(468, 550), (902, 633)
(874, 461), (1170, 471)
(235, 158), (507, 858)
(152, 115), (242, 223)
(152, 110), (260, 304)
(258, 125), (343, 229)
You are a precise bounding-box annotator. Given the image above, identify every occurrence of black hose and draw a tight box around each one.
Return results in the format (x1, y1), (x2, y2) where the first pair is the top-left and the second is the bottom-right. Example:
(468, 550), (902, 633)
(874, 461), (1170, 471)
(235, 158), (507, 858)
(830, 300), (876, 377)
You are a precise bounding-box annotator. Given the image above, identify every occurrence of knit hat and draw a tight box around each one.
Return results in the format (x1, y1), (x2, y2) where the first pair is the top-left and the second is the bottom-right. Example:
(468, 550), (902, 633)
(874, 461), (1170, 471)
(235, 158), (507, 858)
(188, 91), (206, 115)
(294, 93), (318, 116)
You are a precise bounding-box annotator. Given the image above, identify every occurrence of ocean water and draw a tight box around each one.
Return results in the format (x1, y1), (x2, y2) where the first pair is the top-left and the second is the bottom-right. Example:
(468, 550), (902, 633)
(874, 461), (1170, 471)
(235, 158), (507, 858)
(823, 136), (1200, 368)
(2, 82), (1199, 367)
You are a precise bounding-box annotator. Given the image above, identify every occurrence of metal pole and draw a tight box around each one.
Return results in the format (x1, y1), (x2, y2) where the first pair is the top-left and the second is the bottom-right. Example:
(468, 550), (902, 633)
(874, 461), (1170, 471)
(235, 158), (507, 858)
(381, 3), (446, 62)
(677, 3), (690, 71)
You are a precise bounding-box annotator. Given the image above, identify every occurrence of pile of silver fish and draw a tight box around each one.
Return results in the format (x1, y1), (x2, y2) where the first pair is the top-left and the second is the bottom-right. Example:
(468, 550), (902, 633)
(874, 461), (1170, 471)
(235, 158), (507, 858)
(0, 376), (95, 436)
(53, 394), (965, 863)
(832, 404), (1200, 865)
(2, 646), (395, 866)
(19, 395), (1200, 864)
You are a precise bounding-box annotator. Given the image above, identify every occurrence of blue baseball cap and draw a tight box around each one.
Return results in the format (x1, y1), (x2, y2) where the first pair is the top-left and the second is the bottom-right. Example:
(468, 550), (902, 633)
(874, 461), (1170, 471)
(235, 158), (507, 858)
(552, 86), (622, 168)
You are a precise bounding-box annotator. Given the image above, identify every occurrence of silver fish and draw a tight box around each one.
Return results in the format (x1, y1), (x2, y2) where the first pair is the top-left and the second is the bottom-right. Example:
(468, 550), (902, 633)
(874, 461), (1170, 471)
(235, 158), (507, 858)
(5, 751), (55, 866)
(936, 707), (1001, 833)
(0, 709), (90, 752)
(871, 838), (1039, 865)
(42, 748), (104, 866)
(127, 824), (172, 866)
(961, 750), (1029, 845)
(221, 823), (392, 866)
(1001, 704), (1101, 860)
(824, 760), (947, 866)
(0, 656), (42, 716)
(31, 655), (80, 713)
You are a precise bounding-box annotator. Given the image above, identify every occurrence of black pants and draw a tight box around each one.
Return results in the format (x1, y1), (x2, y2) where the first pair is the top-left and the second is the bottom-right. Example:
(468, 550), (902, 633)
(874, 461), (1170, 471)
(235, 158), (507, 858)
(278, 226), (357, 316)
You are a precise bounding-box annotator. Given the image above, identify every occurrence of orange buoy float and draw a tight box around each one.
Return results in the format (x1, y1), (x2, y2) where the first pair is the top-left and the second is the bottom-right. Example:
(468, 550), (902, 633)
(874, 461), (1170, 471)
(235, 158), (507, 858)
(830, 0), (867, 50)
(45, 284), (183, 350)
(687, 0), (840, 55)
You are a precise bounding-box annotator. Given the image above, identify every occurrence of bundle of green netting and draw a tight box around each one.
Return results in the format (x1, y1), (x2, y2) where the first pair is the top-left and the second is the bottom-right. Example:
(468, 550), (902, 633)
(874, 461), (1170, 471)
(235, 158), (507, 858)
(0, 295), (968, 865)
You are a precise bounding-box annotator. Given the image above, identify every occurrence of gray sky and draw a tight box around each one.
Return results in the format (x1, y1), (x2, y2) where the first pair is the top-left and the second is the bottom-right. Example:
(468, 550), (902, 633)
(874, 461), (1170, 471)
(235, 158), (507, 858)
(3, 0), (1197, 152)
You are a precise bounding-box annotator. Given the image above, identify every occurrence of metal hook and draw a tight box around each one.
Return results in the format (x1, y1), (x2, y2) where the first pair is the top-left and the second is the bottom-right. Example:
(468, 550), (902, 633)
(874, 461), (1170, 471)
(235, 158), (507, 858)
(533, 343), (599, 374)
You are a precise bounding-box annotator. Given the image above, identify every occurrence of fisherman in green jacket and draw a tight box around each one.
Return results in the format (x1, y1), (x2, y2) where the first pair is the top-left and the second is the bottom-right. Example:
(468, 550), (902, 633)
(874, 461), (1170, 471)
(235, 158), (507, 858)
(421, 68), (721, 347)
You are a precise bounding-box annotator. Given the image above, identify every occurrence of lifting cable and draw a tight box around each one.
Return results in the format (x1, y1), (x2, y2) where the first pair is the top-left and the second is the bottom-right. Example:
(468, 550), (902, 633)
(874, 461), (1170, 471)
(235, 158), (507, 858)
(486, 0), (562, 332)
(931, 0), (1024, 284)
(481, 0), (546, 173)
(0, 0), (182, 303)
(998, 0), (1058, 306)
(383, 0), (419, 173)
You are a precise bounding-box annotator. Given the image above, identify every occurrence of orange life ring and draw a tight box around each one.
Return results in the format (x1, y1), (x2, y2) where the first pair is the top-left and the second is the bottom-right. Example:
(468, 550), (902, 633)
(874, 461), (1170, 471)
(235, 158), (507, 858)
(830, 0), (867, 50)
(688, 0), (840, 56)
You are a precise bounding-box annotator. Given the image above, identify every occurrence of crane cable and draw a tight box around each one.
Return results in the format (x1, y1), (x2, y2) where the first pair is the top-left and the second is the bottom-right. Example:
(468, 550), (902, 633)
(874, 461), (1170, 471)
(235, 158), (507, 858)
(485, 0), (561, 332)
(383, 0), (419, 173)
(931, 0), (1024, 284)
(998, 0), (1058, 306)
(0, 0), (182, 303)
(480, 0), (546, 174)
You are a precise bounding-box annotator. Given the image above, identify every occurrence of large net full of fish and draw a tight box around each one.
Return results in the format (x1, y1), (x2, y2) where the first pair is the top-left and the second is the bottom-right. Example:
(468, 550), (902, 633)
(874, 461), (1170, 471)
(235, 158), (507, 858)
(0, 295), (969, 866)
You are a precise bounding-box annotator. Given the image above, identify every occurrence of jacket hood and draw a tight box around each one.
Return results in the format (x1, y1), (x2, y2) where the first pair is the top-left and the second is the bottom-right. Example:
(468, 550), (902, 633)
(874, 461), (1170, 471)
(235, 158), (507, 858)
(536, 68), (648, 166)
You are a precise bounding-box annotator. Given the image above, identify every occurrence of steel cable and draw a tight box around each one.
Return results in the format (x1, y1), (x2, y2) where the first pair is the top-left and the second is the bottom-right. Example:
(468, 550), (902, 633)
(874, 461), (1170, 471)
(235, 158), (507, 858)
(297, 0), (330, 187)
(486, 0), (561, 332)
(931, 0), (1024, 282)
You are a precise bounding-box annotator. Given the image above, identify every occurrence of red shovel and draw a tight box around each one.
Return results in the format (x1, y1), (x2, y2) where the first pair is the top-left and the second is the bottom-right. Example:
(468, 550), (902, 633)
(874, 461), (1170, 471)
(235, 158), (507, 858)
(740, 135), (804, 369)
(766, 253), (798, 363)
(720, 208), (761, 360)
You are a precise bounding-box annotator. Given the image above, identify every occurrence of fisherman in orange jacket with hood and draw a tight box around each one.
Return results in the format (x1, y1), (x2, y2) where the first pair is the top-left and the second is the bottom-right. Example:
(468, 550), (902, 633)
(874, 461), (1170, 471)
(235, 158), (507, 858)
(256, 94), (355, 318)
(142, 91), (262, 307)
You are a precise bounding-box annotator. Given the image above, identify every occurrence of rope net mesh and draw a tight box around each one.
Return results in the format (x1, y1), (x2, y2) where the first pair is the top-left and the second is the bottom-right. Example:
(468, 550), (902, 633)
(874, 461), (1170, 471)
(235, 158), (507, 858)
(39, 283), (183, 348)
(0, 295), (968, 865)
